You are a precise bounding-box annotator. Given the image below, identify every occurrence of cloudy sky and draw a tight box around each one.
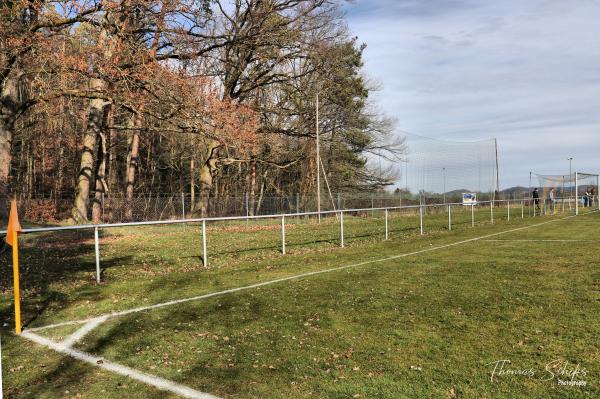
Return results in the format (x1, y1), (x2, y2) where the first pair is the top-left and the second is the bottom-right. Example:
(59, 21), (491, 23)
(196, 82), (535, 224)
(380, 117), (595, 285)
(343, 0), (600, 189)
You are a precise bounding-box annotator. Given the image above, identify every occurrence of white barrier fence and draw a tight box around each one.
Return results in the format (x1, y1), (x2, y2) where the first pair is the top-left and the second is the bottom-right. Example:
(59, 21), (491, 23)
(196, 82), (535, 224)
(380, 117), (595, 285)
(2, 196), (596, 284)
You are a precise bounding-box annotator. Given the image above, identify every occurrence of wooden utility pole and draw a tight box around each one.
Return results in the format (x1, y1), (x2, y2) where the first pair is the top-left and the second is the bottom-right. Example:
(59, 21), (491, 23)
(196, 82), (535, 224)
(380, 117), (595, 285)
(316, 92), (321, 223)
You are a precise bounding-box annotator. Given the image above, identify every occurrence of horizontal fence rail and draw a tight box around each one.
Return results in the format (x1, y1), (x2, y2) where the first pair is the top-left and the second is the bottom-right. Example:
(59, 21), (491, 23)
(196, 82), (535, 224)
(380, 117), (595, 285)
(1, 198), (528, 234)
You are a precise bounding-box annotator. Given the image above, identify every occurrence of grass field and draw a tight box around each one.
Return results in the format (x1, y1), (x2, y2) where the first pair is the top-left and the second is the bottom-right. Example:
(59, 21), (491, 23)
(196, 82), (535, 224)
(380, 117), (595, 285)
(1, 204), (598, 398)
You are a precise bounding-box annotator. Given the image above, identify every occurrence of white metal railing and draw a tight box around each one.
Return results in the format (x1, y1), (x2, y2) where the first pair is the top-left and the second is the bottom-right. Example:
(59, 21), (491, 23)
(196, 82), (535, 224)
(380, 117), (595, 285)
(1, 196), (595, 284)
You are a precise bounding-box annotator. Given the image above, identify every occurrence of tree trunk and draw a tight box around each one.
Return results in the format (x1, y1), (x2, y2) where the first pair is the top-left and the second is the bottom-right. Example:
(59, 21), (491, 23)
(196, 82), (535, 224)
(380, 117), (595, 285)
(190, 157), (195, 212)
(125, 112), (141, 220)
(248, 158), (257, 216)
(26, 148), (32, 199)
(0, 73), (18, 216)
(197, 140), (221, 217)
(72, 28), (112, 223)
(299, 152), (314, 209)
(255, 170), (268, 215)
(108, 115), (118, 194)
(72, 77), (106, 223)
(55, 125), (64, 211)
(92, 129), (108, 223)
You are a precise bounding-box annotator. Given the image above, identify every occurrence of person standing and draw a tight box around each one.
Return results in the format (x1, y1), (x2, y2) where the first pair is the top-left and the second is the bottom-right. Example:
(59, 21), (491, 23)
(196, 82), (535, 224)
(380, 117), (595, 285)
(548, 188), (556, 214)
(532, 188), (540, 210)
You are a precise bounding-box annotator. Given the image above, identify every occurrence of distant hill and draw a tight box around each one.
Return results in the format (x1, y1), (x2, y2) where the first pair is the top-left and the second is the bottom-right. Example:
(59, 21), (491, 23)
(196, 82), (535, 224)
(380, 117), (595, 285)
(501, 186), (529, 195)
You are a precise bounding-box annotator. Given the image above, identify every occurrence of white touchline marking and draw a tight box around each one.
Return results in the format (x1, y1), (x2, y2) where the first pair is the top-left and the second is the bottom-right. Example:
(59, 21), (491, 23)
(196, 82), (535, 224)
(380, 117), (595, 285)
(21, 331), (222, 399)
(62, 315), (109, 348)
(30, 211), (596, 333)
(28, 319), (91, 332)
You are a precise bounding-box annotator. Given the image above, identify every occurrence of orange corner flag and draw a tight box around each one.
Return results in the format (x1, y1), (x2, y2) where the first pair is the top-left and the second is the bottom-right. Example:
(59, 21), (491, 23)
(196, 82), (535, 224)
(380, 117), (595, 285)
(6, 199), (22, 246)
(6, 199), (23, 334)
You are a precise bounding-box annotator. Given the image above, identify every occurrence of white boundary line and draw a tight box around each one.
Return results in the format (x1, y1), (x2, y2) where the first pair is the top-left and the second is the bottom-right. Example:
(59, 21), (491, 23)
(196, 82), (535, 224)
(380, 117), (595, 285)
(21, 331), (221, 399)
(62, 316), (109, 348)
(19, 211), (597, 399)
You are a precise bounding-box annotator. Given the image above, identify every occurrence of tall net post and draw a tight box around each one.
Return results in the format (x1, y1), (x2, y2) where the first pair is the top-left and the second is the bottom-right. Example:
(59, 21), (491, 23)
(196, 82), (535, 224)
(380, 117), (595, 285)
(528, 171), (532, 216)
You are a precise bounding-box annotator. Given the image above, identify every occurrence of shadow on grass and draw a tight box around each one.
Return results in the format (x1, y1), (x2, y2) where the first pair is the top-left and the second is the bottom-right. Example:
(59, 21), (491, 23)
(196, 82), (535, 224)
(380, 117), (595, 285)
(6, 355), (88, 399)
(191, 237), (343, 259)
(0, 229), (133, 327)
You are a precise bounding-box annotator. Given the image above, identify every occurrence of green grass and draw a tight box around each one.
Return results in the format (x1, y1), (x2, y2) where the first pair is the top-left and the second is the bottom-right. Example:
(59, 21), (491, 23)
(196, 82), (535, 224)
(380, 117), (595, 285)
(1, 205), (598, 398)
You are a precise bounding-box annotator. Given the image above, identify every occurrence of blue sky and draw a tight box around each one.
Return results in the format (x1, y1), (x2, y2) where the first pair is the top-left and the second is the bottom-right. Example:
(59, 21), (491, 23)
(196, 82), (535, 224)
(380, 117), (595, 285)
(344, 0), (600, 189)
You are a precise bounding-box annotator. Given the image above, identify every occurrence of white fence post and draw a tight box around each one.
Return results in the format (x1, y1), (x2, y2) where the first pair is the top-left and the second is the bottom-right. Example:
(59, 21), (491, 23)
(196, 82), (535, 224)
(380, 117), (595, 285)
(575, 172), (578, 216)
(281, 215), (286, 254)
(202, 220), (207, 267)
(490, 200), (494, 223)
(94, 227), (101, 283)
(448, 204), (451, 230)
(385, 208), (389, 240)
(471, 204), (475, 227)
(420, 205), (424, 235)
(543, 199), (546, 216)
(507, 200), (510, 221)
(521, 200), (524, 219)
(340, 211), (344, 248)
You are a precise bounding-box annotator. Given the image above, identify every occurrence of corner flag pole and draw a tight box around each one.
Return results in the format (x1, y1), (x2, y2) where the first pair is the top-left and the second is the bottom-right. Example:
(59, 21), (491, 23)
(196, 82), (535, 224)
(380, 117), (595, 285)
(12, 233), (21, 335)
(6, 199), (22, 334)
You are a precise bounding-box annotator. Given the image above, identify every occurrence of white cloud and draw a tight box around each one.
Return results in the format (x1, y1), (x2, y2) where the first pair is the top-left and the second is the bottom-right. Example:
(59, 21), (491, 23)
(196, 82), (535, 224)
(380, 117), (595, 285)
(345, 0), (600, 188)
